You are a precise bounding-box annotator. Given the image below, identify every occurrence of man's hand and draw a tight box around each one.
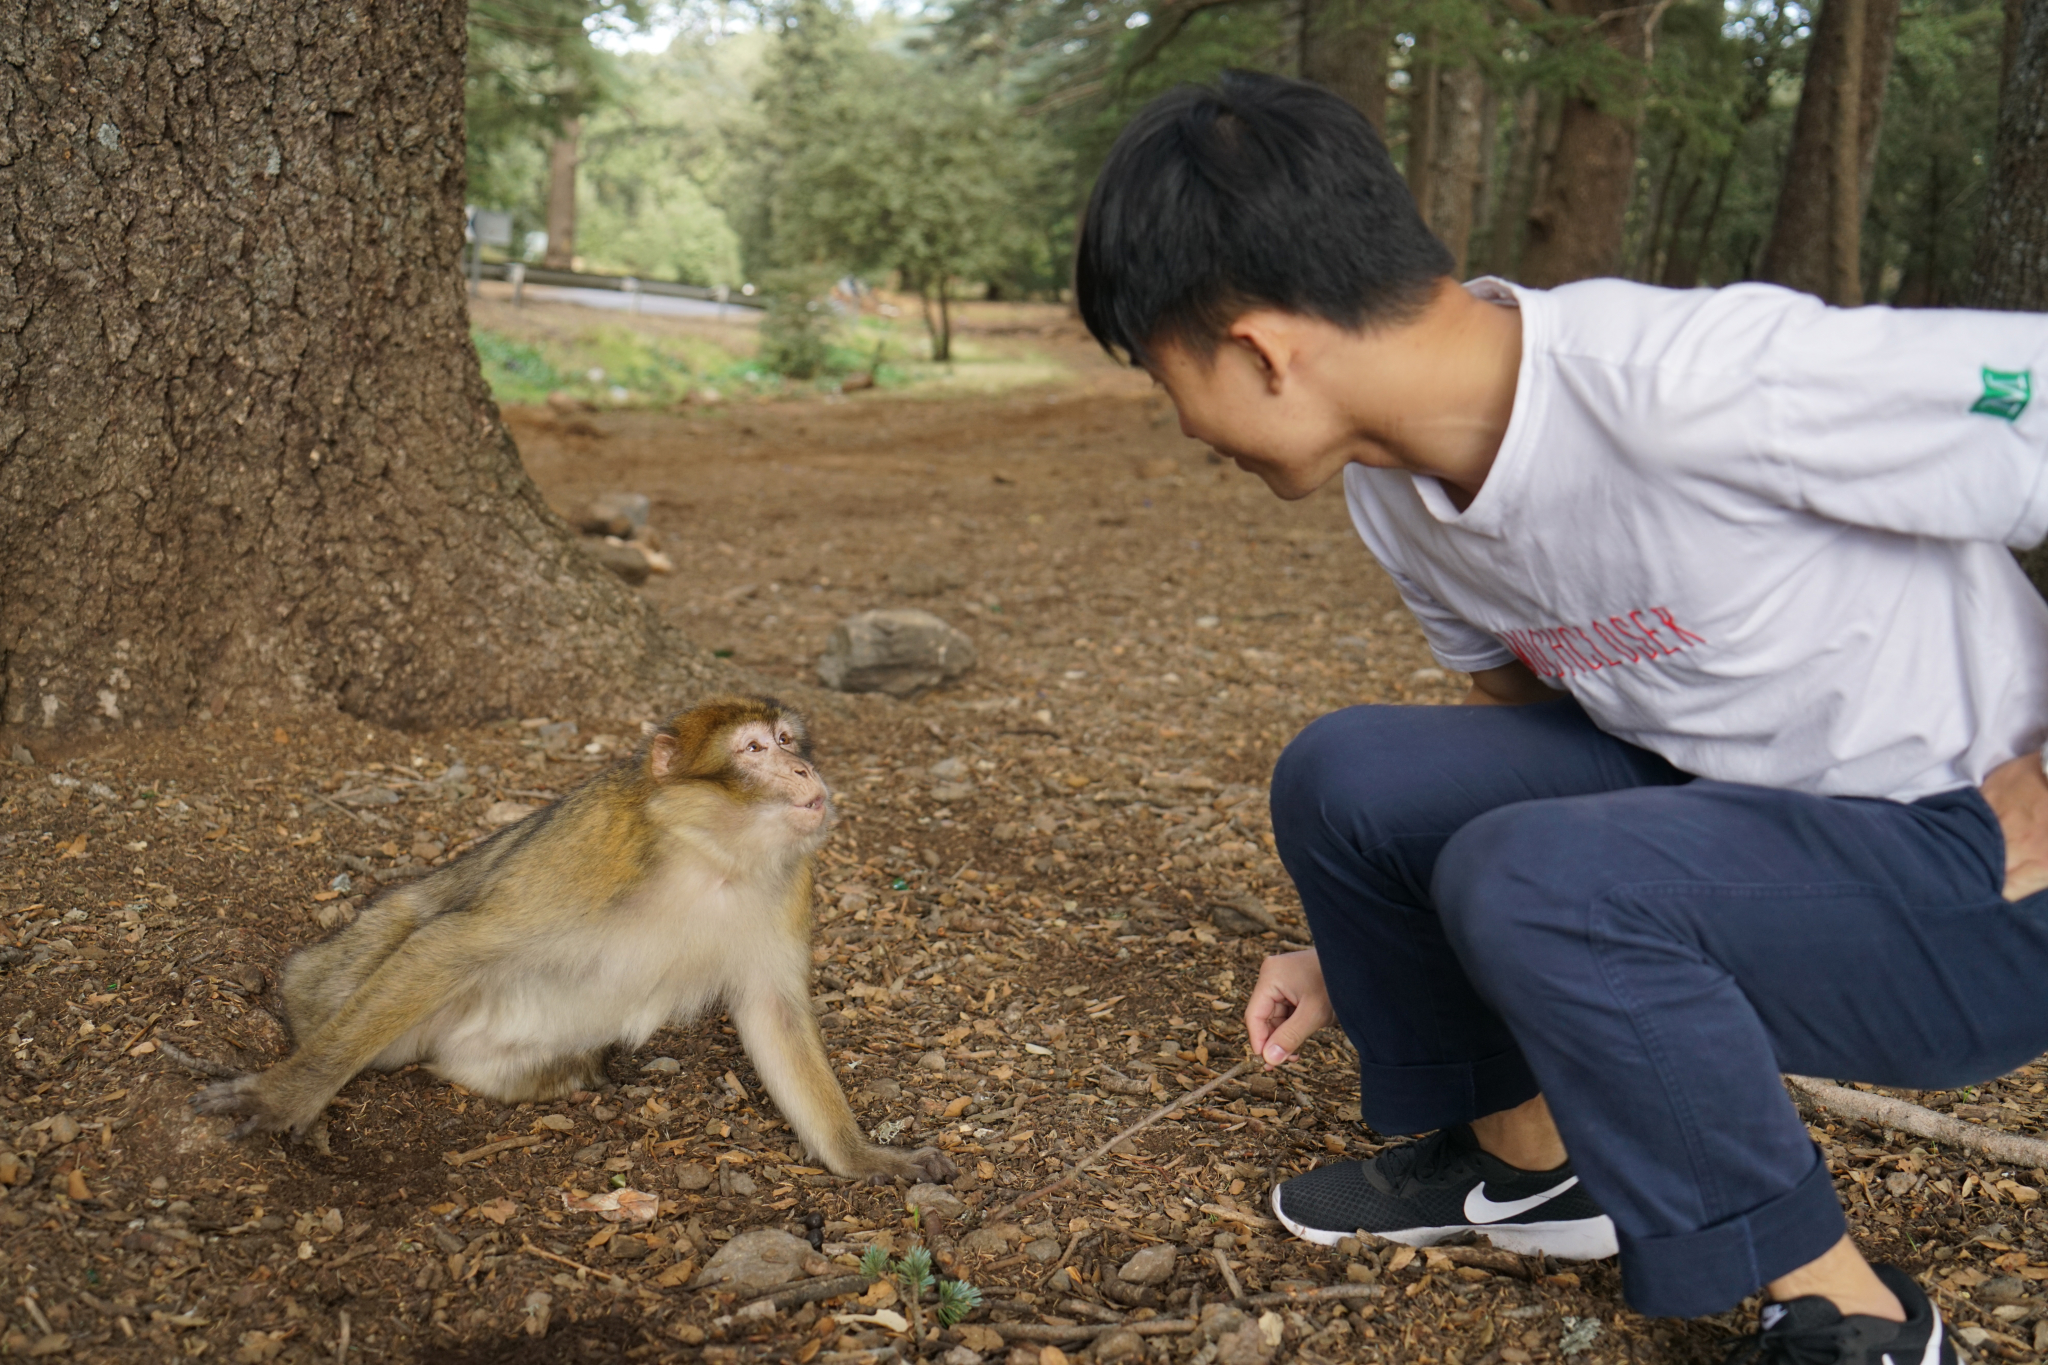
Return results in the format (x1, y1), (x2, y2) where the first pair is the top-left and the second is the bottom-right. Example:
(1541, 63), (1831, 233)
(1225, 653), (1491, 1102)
(1245, 949), (1336, 1068)
(1983, 750), (2048, 902)
(1464, 660), (1553, 707)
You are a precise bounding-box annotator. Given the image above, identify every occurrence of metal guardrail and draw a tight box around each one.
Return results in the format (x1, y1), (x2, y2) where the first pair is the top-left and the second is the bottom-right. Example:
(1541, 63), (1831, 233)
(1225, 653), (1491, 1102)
(466, 259), (766, 310)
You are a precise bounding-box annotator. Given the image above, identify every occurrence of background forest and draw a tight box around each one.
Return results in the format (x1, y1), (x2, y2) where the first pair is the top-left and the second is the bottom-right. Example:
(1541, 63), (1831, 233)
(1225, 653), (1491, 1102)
(464, 0), (2019, 346)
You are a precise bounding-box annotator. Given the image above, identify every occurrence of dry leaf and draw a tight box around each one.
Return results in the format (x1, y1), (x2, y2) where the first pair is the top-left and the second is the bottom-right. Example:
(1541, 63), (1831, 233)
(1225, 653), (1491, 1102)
(833, 1309), (909, 1333)
(473, 1198), (517, 1225)
(561, 1187), (657, 1223)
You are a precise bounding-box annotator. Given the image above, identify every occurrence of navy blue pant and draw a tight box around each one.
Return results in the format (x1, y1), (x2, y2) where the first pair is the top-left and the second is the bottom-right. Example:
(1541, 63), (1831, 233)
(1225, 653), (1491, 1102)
(1271, 700), (2048, 1318)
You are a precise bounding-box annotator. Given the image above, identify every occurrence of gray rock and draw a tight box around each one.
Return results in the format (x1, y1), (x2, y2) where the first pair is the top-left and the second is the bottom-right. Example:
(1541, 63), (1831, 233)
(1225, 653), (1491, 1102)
(817, 609), (976, 696)
(8, 745), (32, 765)
(583, 539), (650, 585)
(577, 492), (652, 538)
(643, 1056), (680, 1074)
(960, 1225), (1018, 1255)
(1117, 1244), (1177, 1285)
(929, 756), (969, 780)
(690, 1227), (817, 1293)
(907, 1184), (970, 1220)
(676, 1163), (713, 1190)
(941, 1348), (984, 1365)
(1215, 1319), (1277, 1365)
(571, 1142), (608, 1164)
(931, 781), (977, 804)
(1198, 1305), (1248, 1344)
(1094, 1328), (1145, 1362)
(1022, 1238), (1063, 1262)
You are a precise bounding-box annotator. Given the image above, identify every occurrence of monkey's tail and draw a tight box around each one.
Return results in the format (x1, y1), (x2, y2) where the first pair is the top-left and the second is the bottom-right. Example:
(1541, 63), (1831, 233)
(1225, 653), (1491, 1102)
(155, 1040), (244, 1079)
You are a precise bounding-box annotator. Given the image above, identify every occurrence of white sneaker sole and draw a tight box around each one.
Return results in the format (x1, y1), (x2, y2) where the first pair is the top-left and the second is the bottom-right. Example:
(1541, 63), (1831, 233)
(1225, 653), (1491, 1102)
(1269, 1185), (1620, 1261)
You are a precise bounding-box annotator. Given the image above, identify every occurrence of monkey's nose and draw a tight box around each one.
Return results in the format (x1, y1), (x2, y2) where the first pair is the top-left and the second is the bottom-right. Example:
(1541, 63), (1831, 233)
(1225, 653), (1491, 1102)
(792, 765), (809, 778)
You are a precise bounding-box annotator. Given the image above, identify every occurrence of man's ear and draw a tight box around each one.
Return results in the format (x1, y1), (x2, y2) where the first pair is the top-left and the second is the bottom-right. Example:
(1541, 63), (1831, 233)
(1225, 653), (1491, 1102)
(1224, 312), (1298, 395)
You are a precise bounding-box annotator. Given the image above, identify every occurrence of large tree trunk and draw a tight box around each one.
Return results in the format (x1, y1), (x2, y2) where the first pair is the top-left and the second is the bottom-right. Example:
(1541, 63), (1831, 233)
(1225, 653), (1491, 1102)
(0, 0), (725, 739)
(1302, 0), (1391, 132)
(1517, 0), (1670, 287)
(1757, 0), (1902, 300)
(543, 118), (582, 271)
(1971, 0), (2048, 310)
(1970, 0), (2048, 597)
(1421, 65), (1488, 275)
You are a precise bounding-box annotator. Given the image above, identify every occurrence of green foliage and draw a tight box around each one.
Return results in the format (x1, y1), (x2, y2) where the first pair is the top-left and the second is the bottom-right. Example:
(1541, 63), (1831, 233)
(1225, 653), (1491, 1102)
(860, 1241), (981, 1328)
(935, 1278), (985, 1327)
(472, 331), (569, 405)
(756, 270), (842, 379)
(467, 0), (644, 234)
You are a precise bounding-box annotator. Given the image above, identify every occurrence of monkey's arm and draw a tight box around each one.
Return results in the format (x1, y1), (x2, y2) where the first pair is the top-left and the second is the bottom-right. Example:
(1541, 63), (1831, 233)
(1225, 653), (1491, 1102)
(193, 936), (466, 1139)
(728, 986), (955, 1185)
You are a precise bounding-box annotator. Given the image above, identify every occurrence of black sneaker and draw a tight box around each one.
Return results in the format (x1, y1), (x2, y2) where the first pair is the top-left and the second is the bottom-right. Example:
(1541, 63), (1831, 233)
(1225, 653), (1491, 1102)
(1724, 1264), (1959, 1364)
(1268, 1124), (1617, 1259)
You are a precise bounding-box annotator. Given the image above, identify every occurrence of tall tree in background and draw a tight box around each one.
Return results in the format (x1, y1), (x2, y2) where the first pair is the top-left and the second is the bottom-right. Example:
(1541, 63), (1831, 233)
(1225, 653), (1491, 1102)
(1969, 0), (2048, 594)
(544, 119), (584, 267)
(1758, 0), (1903, 300)
(1518, 0), (1675, 285)
(1, 0), (722, 739)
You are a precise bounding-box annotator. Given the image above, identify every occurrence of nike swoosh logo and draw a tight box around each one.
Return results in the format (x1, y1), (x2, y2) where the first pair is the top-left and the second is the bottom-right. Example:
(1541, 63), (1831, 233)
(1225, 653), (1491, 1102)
(1463, 1176), (1581, 1224)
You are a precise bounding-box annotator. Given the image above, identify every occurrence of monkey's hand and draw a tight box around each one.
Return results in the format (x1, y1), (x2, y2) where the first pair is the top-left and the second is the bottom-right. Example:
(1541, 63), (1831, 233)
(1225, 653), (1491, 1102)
(836, 1142), (958, 1186)
(190, 1072), (327, 1141)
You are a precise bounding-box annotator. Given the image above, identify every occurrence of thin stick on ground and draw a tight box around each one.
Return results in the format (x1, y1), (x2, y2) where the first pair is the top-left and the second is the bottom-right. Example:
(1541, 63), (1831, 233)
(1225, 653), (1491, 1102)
(988, 1060), (1250, 1222)
(1785, 1075), (2048, 1168)
(1212, 1244), (1245, 1301)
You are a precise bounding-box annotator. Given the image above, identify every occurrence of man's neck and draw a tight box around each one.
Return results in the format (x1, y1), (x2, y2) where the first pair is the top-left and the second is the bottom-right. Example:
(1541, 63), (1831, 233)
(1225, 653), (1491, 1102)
(1337, 279), (1523, 506)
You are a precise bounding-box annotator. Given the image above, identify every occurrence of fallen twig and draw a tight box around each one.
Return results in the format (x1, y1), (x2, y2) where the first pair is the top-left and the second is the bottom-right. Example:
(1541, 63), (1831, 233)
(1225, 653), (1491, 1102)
(991, 1319), (1196, 1344)
(1212, 1244), (1245, 1300)
(444, 1134), (552, 1166)
(1785, 1076), (2048, 1168)
(1234, 1283), (1386, 1309)
(989, 1060), (1249, 1220)
(155, 1040), (240, 1079)
(306, 792), (369, 826)
(518, 1236), (628, 1286)
(738, 1274), (874, 1312)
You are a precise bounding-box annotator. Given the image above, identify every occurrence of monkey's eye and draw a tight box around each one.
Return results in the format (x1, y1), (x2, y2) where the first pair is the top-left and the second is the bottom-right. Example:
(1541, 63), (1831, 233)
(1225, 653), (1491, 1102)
(747, 741), (765, 752)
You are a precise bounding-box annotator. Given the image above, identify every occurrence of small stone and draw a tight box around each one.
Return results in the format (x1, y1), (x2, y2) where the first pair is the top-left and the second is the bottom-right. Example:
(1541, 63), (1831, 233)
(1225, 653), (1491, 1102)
(8, 745), (32, 765)
(1093, 1328), (1145, 1362)
(929, 756), (969, 780)
(918, 1050), (949, 1071)
(576, 492), (652, 538)
(1215, 1319), (1276, 1365)
(957, 1325), (1005, 1354)
(817, 608), (977, 696)
(675, 1163), (713, 1190)
(908, 1184), (970, 1220)
(1022, 1237), (1062, 1262)
(1118, 1244), (1177, 1285)
(726, 1171), (758, 1196)
(608, 1233), (654, 1259)
(482, 801), (535, 828)
(801, 1252), (833, 1277)
(1198, 1305), (1248, 1344)
(732, 1297), (778, 1323)
(522, 1289), (552, 1337)
(643, 1056), (681, 1073)
(47, 1115), (80, 1145)
(961, 1226), (1017, 1255)
(1345, 1262), (1376, 1284)
(942, 1348), (985, 1365)
(1978, 1275), (2030, 1304)
(690, 1227), (817, 1293)
(583, 539), (651, 585)
(571, 1143), (608, 1164)
(234, 965), (267, 994)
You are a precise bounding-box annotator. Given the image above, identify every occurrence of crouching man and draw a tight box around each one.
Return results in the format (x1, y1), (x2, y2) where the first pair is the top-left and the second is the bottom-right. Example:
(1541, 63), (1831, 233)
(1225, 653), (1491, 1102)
(1075, 69), (2048, 1365)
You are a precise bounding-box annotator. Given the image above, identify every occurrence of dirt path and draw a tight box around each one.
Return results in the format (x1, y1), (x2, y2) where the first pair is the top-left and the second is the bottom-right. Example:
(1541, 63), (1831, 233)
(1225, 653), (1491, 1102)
(4, 340), (2046, 1363)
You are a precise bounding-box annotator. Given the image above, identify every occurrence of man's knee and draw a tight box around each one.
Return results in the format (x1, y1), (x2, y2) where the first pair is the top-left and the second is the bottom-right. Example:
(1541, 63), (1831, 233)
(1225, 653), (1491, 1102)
(1433, 802), (1605, 980)
(1271, 705), (1442, 848)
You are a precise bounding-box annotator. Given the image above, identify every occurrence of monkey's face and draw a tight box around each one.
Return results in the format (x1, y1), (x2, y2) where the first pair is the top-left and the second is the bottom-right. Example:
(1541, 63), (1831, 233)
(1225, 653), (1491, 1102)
(729, 717), (833, 840)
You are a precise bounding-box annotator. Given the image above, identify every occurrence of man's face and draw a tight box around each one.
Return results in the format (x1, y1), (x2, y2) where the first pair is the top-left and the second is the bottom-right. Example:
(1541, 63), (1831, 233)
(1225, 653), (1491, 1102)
(1144, 319), (1382, 501)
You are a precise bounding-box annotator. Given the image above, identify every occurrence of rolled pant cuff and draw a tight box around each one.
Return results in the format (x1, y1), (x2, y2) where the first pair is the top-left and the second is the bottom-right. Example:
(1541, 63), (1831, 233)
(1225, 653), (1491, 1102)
(1355, 1047), (1540, 1136)
(1617, 1149), (1846, 1318)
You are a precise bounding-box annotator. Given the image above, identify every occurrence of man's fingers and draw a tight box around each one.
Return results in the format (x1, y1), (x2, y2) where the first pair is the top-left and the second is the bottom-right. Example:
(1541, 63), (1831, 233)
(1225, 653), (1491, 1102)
(1261, 1005), (1328, 1068)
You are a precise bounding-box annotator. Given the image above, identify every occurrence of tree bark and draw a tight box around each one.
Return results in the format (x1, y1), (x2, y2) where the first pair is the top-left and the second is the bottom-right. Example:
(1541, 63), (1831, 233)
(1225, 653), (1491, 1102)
(1757, 0), (1901, 301)
(1404, 34), (1441, 222)
(1422, 65), (1488, 275)
(543, 117), (582, 270)
(1969, 0), (2048, 599)
(0, 0), (726, 738)
(1970, 0), (2048, 311)
(1517, 0), (1671, 287)
(1302, 0), (1391, 132)
(1830, 0), (1867, 305)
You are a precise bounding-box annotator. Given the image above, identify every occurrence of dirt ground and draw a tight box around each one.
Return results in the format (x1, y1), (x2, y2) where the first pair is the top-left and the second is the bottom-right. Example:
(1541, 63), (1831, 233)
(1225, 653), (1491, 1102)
(6, 306), (2048, 1364)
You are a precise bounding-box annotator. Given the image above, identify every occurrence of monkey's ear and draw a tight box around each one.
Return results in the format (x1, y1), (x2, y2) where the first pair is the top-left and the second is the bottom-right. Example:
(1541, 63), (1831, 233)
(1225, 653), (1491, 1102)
(649, 733), (681, 780)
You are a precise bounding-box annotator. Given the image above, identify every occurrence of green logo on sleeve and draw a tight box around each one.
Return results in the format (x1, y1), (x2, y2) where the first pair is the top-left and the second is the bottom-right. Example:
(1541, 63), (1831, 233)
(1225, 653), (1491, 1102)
(1971, 366), (2032, 421)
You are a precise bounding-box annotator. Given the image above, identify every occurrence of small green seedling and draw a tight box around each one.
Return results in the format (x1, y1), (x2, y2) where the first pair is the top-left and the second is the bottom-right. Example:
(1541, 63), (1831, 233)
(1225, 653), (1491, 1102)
(859, 1242), (985, 1330)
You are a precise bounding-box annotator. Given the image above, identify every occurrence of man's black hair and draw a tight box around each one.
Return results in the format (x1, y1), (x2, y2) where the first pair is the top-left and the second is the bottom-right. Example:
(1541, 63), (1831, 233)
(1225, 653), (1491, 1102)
(1075, 69), (1453, 366)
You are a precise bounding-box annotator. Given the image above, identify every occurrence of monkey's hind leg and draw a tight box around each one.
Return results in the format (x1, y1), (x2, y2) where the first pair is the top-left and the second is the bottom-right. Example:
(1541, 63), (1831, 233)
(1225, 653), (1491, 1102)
(438, 1047), (614, 1104)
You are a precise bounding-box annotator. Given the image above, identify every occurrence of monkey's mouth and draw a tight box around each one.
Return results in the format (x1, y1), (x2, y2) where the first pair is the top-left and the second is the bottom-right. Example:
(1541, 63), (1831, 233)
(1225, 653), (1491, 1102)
(798, 796), (826, 812)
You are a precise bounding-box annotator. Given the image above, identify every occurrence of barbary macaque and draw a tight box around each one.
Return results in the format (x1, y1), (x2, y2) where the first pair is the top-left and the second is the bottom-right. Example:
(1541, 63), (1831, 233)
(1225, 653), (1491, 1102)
(189, 696), (954, 1184)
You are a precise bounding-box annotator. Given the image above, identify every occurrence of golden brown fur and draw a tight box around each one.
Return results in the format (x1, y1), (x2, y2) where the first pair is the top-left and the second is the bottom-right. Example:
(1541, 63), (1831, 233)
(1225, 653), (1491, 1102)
(192, 696), (954, 1185)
